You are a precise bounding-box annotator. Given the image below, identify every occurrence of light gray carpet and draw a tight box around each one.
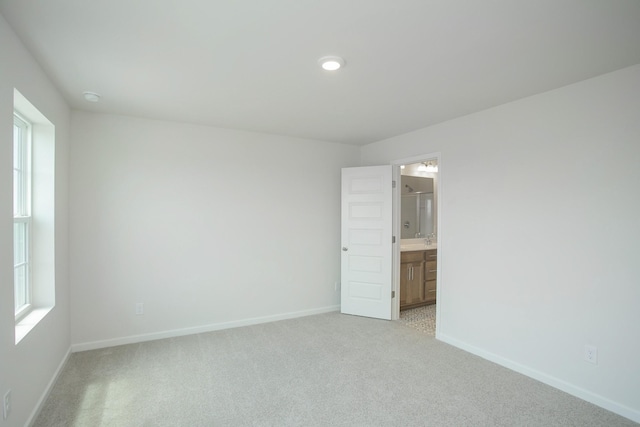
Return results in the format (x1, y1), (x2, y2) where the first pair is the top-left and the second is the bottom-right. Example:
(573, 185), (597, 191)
(34, 312), (636, 427)
(399, 304), (436, 336)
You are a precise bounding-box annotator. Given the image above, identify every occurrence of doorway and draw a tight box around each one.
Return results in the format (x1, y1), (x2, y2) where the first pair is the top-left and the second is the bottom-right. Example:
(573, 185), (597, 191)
(392, 155), (440, 337)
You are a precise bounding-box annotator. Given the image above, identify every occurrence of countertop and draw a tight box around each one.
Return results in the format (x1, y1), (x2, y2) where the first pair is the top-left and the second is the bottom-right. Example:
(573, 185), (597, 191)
(400, 239), (437, 252)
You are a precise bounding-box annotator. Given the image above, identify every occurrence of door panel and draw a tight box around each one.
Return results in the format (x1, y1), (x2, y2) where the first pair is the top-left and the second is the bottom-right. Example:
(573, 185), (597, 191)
(341, 165), (393, 320)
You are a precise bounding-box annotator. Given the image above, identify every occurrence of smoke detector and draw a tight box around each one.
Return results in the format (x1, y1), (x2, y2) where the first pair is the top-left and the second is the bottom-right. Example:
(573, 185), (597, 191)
(83, 91), (101, 102)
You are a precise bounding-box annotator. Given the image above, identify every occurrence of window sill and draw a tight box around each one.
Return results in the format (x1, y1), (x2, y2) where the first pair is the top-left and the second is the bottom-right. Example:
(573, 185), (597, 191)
(15, 307), (53, 344)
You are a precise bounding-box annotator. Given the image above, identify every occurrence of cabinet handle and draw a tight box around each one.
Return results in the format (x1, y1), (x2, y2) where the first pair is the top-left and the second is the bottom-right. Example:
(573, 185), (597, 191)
(407, 265), (412, 281)
(428, 254), (437, 258)
(410, 265), (414, 281)
(428, 269), (437, 273)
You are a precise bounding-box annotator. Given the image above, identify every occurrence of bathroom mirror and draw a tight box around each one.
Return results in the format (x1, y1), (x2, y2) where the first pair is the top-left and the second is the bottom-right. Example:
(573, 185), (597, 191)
(401, 176), (435, 239)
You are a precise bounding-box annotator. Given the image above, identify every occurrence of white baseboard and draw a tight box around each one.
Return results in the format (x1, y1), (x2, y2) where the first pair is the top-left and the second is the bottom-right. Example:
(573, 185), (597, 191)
(71, 305), (340, 353)
(436, 332), (640, 424)
(25, 346), (72, 427)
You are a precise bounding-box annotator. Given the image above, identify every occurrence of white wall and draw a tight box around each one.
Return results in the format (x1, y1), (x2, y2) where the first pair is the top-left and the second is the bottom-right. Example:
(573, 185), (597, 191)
(70, 111), (360, 348)
(0, 15), (71, 427)
(361, 65), (640, 422)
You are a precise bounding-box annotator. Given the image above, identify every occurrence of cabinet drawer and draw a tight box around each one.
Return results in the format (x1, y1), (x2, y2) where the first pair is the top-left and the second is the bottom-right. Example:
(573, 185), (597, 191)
(425, 280), (436, 302)
(401, 251), (425, 263)
(425, 280), (437, 293)
(425, 260), (437, 280)
(425, 249), (437, 260)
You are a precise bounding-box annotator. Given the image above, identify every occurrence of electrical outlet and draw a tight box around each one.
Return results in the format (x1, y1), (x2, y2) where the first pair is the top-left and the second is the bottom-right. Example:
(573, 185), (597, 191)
(584, 345), (598, 364)
(135, 302), (144, 315)
(3, 390), (11, 420)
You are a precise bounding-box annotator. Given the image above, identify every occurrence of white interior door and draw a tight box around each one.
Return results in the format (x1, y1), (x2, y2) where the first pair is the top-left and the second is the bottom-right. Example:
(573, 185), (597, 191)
(341, 165), (393, 320)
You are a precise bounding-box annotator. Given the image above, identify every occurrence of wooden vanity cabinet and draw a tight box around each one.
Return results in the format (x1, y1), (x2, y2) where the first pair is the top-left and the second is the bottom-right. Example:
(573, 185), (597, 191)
(400, 249), (437, 310)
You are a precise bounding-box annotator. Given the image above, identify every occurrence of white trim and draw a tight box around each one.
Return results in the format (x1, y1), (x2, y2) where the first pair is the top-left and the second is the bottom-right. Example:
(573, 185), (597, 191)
(13, 113), (31, 217)
(391, 165), (401, 321)
(14, 112), (33, 318)
(438, 333), (640, 424)
(15, 307), (53, 344)
(13, 88), (57, 338)
(71, 305), (340, 353)
(25, 346), (72, 427)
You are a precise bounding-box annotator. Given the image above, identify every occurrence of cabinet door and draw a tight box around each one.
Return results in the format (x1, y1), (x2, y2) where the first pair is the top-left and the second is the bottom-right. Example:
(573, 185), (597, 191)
(400, 261), (425, 308)
(411, 261), (425, 304)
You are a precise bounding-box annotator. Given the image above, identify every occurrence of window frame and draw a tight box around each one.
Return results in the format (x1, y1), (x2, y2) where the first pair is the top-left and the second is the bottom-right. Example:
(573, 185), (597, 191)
(13, 112), (32, 320)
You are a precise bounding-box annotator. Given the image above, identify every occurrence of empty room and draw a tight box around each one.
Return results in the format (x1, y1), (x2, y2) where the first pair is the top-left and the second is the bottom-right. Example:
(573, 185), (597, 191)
(1, 1), (639, 426)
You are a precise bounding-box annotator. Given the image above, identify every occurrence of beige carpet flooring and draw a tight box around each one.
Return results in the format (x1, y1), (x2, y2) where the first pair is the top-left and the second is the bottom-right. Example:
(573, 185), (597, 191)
(33, 312), (637, 426)
(398, 304), (436, 336)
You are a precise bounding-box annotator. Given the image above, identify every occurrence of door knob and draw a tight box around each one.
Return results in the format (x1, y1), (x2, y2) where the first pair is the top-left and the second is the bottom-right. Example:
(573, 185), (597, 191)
(342, 247), (348, 251)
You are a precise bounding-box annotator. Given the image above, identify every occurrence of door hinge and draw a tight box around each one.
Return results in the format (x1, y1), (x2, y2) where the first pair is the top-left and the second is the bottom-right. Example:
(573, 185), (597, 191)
(392, 290), (396, 298)
(392, 180), (396, 188)
(392, 236), (396, 244)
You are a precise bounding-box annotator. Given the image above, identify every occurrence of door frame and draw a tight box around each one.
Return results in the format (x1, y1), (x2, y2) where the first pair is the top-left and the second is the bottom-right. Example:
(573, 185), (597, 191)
(390, 152), (441, 333)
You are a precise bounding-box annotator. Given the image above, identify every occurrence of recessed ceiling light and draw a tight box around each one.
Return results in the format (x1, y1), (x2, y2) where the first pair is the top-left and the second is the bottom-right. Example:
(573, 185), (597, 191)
(83, 91), (101, 102)
(318, 56), (345, 71)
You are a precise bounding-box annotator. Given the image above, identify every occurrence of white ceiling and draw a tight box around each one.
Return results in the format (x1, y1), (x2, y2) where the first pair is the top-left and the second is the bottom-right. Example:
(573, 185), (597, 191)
(2, 0), (639, 145)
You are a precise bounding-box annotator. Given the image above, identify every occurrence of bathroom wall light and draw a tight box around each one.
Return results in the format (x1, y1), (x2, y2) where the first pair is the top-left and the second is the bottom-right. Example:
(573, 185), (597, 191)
(418, 162), (438, 173)
(318, 56), (345, 71)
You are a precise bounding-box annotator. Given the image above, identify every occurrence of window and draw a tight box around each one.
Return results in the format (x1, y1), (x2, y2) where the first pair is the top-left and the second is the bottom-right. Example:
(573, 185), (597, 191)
(13, 88), (56, 343)
(13, 113), (32, 319)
